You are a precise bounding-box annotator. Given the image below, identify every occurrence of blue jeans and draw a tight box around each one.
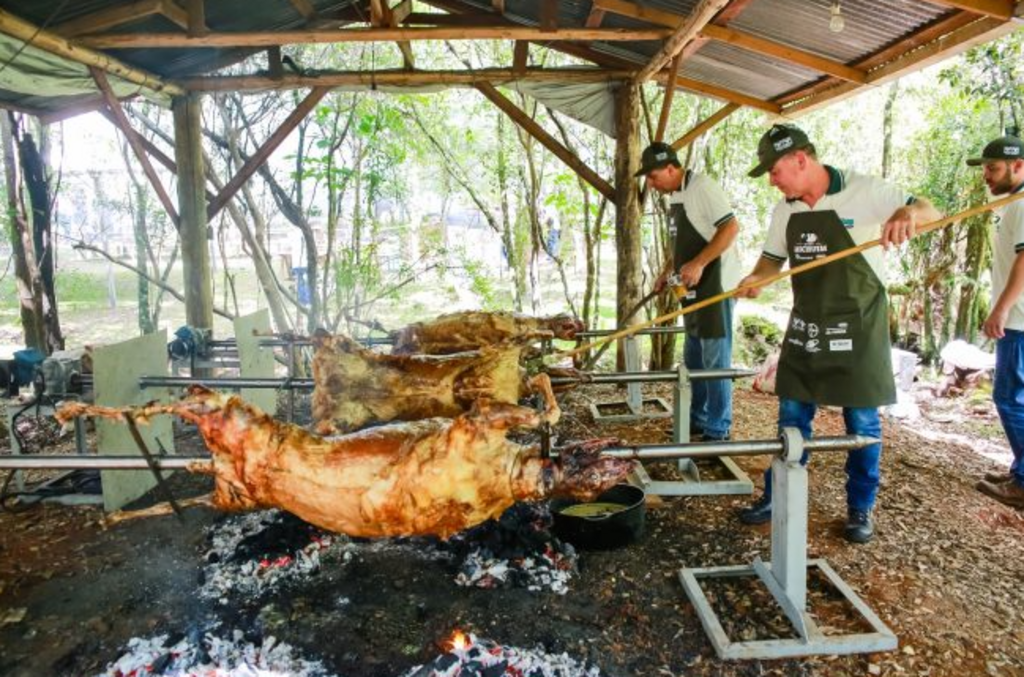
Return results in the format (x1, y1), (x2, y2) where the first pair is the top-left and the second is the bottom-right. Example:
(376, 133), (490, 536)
(993, 329), (1024, 487)
(762, 398), (882, 512)
(684, 298), (734, 440)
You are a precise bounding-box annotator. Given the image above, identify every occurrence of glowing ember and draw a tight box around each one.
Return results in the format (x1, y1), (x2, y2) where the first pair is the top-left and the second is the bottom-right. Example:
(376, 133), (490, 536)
(447, 630), (470, 652)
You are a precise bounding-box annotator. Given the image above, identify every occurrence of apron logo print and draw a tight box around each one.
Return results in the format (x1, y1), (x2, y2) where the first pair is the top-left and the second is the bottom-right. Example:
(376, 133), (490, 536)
(787, 337), (804, 347)
(807, 323), (819, 338)
(825, 322), (849, 335)
(805, 339), (821, 353)
(830, 339), (853, 351)
(794, 232), (828, 259)
(791, 317), (806, 332)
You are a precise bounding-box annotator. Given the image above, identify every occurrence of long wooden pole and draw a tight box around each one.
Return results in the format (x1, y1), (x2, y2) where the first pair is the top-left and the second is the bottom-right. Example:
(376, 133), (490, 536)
(558, 190), (1024, 360)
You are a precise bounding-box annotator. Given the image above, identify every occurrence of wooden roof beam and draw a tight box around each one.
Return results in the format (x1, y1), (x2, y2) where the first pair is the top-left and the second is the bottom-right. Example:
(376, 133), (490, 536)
(492, 0), (505, 15)
(782, 14), (1015, 116)
(77, 26), (674, 48)
(595, 0), (866, 83)
(52, 0), (163, 37)
(175, 67), (635, 91)
(158, 0), (189, 31)
(670, 102), (739, 150)
(476, 82), (615, 201)
(207, 86), (331, 220)
(0, 7), (183, 96)
(924, 0), (1016, 20)
(585, 8), (606, 28)
(91, 67), (179, 227)
(661, 72), (780, 113)
(635, 0), (729, 82)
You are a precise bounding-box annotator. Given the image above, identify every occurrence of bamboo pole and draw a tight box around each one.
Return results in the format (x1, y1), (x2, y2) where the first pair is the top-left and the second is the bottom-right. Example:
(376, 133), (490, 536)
(558, 190), (1024, 360)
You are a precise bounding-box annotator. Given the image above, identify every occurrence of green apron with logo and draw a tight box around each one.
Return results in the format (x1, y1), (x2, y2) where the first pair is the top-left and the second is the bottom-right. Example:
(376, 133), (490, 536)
(776, 210), (896, 407)
(670, 201), (726, 339)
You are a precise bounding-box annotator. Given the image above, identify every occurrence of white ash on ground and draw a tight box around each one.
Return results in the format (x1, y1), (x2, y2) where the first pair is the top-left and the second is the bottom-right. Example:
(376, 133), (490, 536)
(453, 545), (577, 594)
(438, 503), (580, 595)
(98, 626), (335, 677)
(402, 632), (602, 677)
(199, 510), (351, 603)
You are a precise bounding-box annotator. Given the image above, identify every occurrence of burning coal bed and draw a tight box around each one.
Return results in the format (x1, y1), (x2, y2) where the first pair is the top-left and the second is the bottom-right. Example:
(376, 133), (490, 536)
(98, 506), (599, 676)
(100, 628), (601, 677)
(200, 505), (579, 603)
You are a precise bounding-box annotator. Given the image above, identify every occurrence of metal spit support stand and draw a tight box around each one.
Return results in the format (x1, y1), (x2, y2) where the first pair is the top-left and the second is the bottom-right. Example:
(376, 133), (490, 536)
(627, 361), (753, 497)
(589, 335), (671, 422)
(678, 427), (898, 660)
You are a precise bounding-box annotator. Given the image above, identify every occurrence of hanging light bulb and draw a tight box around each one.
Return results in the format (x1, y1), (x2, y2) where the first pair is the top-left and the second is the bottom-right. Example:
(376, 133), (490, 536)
(829, 1), (845, 33)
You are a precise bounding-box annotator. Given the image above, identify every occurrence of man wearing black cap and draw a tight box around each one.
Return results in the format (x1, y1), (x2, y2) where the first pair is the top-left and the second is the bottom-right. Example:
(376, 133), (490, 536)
(735, 124), (940, 543)
(969, 134), (1024, 509)
(635, 141), (741, 442)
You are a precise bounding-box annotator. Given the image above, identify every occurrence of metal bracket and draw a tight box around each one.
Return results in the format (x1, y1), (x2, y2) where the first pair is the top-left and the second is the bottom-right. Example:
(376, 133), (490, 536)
(678, 427), (898, 660)
(589, 335), (671, 422)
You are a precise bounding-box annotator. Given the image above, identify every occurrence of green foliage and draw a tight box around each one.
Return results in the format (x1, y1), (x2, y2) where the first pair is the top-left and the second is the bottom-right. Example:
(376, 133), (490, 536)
(737, 314), (783, 366)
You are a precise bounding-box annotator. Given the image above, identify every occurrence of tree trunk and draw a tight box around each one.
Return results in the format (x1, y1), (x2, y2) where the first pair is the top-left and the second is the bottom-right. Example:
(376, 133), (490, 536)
(1, 114), (47, 351)
(15, 125), (63, 352)
(614, 83), (643, 371)
(132, 182), (155, 333)
(881, 82), (899, 179)
(955, 179), (990, 342)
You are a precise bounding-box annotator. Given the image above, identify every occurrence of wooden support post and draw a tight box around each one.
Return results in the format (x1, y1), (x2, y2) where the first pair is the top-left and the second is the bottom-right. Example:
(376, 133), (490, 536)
(614, 82), (643, 370)
(268, 46), (284, 79)
(172, 95), (214, 332)
(512, 41), (529, 73)
(475, 83), (615, 201)
(91, 68), (179, 227)
(184, 0), (208, 36)
(654, 53), (683, 142)
(207, 86), (330, 220)
(671, 102), (739, 150)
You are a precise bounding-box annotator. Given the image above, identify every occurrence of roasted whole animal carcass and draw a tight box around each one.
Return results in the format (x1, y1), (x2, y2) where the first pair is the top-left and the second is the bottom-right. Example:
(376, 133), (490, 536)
(391, 311), (584, 355)
(311, 330), (528, 435)
(56, 376), (633, 539)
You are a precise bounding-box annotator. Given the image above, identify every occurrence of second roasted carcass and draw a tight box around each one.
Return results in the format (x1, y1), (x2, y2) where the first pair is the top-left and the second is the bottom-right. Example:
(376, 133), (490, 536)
(391, 311), (584, 355)
(56, 377), (634, 539)
(311, 331), (528, 434)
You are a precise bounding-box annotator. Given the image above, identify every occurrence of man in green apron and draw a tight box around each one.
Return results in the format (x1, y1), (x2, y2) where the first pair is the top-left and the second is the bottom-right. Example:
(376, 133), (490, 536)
(635, 142), (741, 441)
(969, 134), (1024, 508)
(735, 124), (940, 543)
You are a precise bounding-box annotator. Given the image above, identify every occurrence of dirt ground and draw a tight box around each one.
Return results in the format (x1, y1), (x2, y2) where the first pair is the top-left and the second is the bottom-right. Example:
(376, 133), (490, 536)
(1, 382), (1023, 677)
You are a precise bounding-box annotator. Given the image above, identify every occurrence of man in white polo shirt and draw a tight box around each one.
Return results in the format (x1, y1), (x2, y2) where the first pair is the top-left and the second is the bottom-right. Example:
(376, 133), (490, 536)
(735, 124), (940, 543)
(635, 142), (741, 442)
(970, 134), (1024, 508)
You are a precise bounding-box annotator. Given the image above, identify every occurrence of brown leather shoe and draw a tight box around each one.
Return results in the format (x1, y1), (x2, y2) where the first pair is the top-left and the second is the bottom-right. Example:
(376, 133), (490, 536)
(983, 471), (1013, 483)
(976, 480), (1024, 509)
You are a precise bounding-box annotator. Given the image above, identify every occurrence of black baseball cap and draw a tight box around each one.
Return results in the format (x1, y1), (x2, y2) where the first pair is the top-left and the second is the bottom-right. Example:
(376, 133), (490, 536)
(748, 124), (812, 178)
(966, 135), (1024, 166)
(635, 142), (680, 177)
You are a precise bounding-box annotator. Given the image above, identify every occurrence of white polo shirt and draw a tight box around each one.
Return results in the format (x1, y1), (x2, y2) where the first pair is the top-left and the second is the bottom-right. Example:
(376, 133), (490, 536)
(667, 171), (741, 289)
(990, 181), (1024, 331)
(761, 168), (913, 283)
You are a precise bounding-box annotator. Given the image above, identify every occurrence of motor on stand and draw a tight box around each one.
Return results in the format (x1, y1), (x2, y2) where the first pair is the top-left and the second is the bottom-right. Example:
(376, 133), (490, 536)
(36, 349), (89, 399)
(168, 326), (212, 368)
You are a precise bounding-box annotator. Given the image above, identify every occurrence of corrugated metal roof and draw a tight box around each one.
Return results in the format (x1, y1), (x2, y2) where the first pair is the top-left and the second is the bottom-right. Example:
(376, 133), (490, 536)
(0, 0), (1016, 118)
(730, 0), (950, 64)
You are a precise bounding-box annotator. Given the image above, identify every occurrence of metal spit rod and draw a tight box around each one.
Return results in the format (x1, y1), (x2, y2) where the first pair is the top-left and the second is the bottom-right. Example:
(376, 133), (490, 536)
(135, 368), (754, 391)
(0, 435), (877, 471)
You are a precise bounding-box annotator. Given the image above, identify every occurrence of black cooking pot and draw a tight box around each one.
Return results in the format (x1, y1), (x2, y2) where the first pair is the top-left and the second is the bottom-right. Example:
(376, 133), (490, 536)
(550, 484), (646, 550)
